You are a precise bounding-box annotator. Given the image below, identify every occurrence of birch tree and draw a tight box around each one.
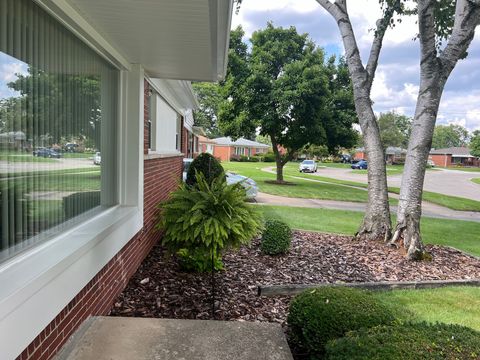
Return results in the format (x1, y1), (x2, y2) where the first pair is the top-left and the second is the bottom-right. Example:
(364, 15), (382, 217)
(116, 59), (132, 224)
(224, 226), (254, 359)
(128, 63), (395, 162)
(315, 0), (403, 241)
(391, 0), (480, 260)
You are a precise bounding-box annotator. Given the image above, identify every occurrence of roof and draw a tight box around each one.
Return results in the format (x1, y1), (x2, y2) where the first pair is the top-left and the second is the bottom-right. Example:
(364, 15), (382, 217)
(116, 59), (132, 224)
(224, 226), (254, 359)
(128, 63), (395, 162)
(197, 135), (216, 144)
(385, 147), (407, 155)
(212, 137), (271, 148)
(430, 147), (475, 157)
(59, 0), (234, 81)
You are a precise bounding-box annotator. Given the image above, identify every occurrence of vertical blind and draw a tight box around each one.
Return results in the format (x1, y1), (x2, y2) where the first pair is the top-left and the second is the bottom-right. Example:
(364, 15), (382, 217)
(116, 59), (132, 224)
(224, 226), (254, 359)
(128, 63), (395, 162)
(0, 0), (118, 262)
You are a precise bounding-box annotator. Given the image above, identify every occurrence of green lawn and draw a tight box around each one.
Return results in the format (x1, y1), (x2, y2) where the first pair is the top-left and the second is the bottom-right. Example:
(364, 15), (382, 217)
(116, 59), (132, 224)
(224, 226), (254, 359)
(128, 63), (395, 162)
(226, 162), (480, 212)
(224, 162), (371, 203)
(62, 152), (95, 159)
(473, 178), (480, 185)
(257, 205), (480, 257)
(0, 154), (57, 163)
(375, 287), (480, 331)
(447, 166), (480, 172)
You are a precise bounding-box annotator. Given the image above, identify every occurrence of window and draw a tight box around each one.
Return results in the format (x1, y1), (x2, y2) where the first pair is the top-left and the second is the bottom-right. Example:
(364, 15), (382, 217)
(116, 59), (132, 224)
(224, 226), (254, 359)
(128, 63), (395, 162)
(149, 92), (181, 154)
(0, 0), (118, 262)
(234, 147), (244, 156)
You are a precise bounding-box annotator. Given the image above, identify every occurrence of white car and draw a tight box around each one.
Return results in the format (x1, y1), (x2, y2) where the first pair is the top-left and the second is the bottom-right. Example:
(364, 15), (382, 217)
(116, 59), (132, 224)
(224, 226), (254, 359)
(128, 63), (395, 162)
(93, 152), (101, 165)
(427, 159), (435, 167)
(299, 159), (317, 173)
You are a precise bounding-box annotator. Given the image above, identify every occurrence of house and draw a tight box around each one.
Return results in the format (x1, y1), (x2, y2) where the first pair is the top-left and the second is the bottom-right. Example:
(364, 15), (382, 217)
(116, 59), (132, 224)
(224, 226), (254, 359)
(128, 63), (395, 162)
(429, 147), (479, 167)
(354, 147), (407, 164)
(211, 136), (271, 161)
(0, 131), (28, 151)
(0, 1), (234, 360)
(198, 135), (216, 155)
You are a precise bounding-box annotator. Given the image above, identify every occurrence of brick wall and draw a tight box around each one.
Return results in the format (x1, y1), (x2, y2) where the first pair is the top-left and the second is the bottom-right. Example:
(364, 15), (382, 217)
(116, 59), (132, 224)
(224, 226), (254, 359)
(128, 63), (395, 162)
(213, 145), (231, 161)
(430, 154), (451, 167)
(16, 79), (183, 360)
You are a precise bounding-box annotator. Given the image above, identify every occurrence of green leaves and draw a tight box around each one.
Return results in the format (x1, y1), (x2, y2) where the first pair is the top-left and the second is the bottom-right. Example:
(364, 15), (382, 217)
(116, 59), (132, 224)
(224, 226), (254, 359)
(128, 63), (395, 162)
(157, 172), (263, 272)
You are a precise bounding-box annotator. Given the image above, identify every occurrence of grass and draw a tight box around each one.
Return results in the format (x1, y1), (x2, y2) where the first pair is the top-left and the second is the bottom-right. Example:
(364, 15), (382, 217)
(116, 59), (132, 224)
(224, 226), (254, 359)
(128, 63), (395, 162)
(0, 154), (57, 163)
(257, 205), (480, 257)
(375, 287), (480, 331)
(473, 178), (480, 185)
(226, 162), (480, 212)
(447, 166), (480, 172)
(223, 162), (371, 203)
(388, 187), (480, 212)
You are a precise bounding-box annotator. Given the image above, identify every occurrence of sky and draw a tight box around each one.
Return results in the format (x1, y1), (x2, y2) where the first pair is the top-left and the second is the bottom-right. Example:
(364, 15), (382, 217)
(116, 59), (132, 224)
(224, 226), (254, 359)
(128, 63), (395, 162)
(231, 0), (480, 132)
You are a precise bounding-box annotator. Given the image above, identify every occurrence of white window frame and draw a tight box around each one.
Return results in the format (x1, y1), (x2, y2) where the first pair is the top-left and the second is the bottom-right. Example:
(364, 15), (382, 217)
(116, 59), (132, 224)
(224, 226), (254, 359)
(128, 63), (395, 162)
(0, 3), (145, 358)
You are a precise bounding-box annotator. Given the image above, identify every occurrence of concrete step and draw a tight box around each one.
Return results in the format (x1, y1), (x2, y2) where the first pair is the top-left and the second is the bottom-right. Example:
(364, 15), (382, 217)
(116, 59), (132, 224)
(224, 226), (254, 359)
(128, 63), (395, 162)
(55, 317), (293, 360)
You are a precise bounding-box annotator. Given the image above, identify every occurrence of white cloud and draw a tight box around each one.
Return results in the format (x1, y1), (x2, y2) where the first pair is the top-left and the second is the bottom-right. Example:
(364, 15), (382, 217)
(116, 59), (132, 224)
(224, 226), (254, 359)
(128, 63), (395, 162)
(0, 62), (27, 83)
(232, 0), (480, 132)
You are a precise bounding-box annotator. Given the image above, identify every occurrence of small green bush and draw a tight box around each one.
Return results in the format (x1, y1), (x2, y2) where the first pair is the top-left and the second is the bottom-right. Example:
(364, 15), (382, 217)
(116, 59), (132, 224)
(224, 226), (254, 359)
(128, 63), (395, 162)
(260, 219), (292, 255)
(186, 153), (224, 187)
(288, 287), (395, 358)
(158, 172), (263, 272)
(326, 322), (480, 360)
(263, 152), (276, 162)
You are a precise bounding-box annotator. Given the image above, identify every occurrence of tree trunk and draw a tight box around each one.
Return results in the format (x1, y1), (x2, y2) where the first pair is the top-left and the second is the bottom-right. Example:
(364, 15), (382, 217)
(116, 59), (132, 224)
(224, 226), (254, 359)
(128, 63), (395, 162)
(315, 0), (393, 242)
(271, 135), (285, 183)
(354, 89), (392, 242)
(392, 0), (480, 260)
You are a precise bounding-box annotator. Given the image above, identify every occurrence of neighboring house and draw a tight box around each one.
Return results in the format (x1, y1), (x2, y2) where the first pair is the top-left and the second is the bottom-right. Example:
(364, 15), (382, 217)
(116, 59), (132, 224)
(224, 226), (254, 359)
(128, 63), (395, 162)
(429, 147), (479, 167)
(211, 137), (271, 161)
(0, 1), (234, 360)
(385, 147), (407, 164)
(0, 131), (27, 151)
(198, 135), (216, 155)
(354, 147), (407, 164)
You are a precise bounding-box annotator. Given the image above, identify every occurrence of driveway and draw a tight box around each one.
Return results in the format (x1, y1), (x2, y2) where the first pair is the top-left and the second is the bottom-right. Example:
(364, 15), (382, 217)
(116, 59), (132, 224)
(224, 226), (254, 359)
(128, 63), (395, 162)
(313, 167), (480, 201)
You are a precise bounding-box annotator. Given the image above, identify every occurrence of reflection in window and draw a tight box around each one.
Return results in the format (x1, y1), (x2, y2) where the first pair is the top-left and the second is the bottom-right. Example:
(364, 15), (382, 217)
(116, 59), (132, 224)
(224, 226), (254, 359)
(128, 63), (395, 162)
(0, 0), (118, 262)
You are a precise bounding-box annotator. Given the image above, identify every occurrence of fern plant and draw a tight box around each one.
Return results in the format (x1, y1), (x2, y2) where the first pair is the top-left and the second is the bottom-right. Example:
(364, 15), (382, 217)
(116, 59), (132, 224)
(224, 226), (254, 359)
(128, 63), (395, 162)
(157, 172), (263, 271)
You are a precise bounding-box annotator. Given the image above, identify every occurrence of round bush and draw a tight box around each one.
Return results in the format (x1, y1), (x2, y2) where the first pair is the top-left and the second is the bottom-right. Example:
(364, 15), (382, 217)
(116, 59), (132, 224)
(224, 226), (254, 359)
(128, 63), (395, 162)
(287, 287), (395, 358)
(186, 153), (224, 187)
(326, 322), (480, 360)
(260, 219), (292, 255)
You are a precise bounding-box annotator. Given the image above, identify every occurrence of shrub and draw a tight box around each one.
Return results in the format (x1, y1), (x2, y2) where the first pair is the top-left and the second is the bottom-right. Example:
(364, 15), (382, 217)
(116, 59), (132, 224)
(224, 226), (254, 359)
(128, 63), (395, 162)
(287, 287), (395, 358)
(158, 172), (263, 272)
(326, 322), (480, 360)
(186, 153), (224, 187)
(260, 219), (292, 255)
(263, 152), (276, 162)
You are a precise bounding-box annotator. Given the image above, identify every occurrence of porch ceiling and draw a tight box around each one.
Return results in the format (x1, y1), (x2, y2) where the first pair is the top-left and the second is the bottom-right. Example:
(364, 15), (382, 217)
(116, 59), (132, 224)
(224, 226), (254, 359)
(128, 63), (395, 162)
(65, 0), (233, 81)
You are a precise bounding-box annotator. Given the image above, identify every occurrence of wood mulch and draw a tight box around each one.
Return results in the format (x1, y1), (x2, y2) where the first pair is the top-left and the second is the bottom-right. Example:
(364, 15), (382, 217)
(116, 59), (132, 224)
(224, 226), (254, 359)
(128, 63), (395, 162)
(109, 231), (480, 326)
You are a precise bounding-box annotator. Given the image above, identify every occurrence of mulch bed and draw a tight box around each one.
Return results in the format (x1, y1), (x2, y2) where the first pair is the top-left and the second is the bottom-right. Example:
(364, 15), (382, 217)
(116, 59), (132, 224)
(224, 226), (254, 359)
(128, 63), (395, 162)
(109, 231), (480, 327)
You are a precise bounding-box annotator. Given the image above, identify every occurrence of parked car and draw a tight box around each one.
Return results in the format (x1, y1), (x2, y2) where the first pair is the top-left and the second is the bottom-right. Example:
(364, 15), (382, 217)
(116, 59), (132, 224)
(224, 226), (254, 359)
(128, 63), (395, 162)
(427, 159), (435, 167)
(93, 152), (101, 165)
(340, 154), (352, 163)
(33, 148), (62, 158)
(299, 159), (317, 173)
(351, 159), (367, 169)
(226, 172), (258, 199)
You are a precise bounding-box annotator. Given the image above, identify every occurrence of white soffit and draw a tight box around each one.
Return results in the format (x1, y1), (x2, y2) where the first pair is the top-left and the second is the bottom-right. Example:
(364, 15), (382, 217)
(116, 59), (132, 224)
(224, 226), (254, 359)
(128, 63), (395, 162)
(65, 0), (233, 81)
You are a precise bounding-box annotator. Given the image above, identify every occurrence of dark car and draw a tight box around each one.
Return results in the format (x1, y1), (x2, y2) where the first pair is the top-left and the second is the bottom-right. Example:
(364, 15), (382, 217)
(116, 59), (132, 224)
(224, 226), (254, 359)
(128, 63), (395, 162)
(33, 148), (62, 158)
(340, 154), (352, 163)
(351, 159), (367, 169)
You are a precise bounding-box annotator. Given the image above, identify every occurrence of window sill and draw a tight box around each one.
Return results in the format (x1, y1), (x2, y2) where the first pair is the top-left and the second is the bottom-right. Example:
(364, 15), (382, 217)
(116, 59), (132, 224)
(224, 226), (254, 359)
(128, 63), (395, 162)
(145, 151), (183, 160)
(0, 205), (142, 360)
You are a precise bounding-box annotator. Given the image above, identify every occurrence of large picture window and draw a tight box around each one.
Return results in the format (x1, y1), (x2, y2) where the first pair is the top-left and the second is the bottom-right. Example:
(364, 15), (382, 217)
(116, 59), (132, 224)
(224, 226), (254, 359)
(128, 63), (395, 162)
(0, 0), (118, 262)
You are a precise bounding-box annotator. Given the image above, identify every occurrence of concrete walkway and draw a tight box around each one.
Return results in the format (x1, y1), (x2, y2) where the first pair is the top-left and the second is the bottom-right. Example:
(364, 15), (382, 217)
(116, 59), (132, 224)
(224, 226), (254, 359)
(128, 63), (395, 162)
(56, 317), (293, 360)
(255, 192), (480, 223)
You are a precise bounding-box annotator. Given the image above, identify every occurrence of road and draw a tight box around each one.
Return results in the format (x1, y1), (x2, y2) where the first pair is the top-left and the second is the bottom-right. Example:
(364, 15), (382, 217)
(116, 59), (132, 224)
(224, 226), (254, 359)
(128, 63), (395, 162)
(0, 158), (98, 173)
(312, 166), (480, 201)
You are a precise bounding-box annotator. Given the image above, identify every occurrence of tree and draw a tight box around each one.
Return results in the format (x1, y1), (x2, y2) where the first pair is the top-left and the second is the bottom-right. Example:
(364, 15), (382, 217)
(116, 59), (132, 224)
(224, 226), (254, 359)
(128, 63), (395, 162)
(220, 24), (357, 182)
(378, 112), (412, 149)
(470, 130), (480, 157)
(392, 0), (480, 260)
(315, 0), (404, 241)
(431, 124), (469, 149)
(192, 82), (223, 138)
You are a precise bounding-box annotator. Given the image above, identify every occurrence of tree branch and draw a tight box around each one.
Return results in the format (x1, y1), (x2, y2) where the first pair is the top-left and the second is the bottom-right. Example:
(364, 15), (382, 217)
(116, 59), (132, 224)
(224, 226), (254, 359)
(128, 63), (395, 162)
(365, 1), (401, 91)
(418, 0), (438, 70)
(439, 0), (480, 76)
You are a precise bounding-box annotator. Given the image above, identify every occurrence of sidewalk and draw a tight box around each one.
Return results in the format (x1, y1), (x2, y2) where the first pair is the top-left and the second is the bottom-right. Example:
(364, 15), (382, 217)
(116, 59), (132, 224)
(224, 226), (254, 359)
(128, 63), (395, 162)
(255, 192), (480, 223)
